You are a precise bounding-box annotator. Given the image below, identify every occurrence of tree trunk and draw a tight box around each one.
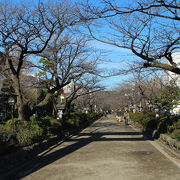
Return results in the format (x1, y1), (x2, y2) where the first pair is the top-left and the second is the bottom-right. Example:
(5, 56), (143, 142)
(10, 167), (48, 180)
(64, 100), (71, 114)
(36, 93), (53, 107)
(12, 75), (26, 121)
(52, 96), (57, 118)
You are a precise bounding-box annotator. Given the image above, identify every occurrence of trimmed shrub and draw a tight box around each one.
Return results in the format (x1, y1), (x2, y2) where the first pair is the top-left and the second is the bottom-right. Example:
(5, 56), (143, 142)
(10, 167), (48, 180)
(5, 118), (43, 146)
(130, 112), (156, 130)
(167, 117), (180, 133)
(167, 117), (180, 141)
(171, 129), (180, 141)
(157, 115), (180, 135)
(16, 122), (43, 146)
(1, 112), (102, 147)
(0, 124), (9, 145)
(130, 112), (180, 140)
(5, 118), (22, 133)
(49, 118), (62, 134)
(63, 112), (83, 128)
(63, 112), (101, 129)
(37, 116), (62, 135)
(39, 116), (51, 127)
(86, 112), (96, 121)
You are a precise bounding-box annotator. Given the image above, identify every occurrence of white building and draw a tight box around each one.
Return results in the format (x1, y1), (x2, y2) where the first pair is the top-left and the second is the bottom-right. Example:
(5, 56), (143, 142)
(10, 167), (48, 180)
(162, 52), (180, 115)
(63, 82), (75, 94)
(163, 52), (180, 87)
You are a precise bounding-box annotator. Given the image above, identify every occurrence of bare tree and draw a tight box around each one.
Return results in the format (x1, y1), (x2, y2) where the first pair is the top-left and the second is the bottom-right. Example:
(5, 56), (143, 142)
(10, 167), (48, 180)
(0, 2), (60, 120)
(126, 66), (165, 112)
(0, 1), (89, 120)
(84, 0), (180, 75)
(36, 32), (102, 115)
(64, 75), (104, 113)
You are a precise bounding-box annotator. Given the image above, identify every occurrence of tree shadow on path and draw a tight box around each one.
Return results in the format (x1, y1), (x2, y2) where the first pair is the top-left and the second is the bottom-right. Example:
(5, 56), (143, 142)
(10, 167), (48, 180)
(2, 117), (145, 180)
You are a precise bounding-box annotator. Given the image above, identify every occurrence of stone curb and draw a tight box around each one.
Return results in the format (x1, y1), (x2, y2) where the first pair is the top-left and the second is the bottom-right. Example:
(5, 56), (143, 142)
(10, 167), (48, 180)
(129, 120), (180, 154)
(159, 134), (180, 152)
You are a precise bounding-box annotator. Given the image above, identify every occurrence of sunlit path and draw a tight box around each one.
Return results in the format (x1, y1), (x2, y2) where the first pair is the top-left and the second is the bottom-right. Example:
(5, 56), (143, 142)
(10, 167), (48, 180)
(13, 115), (180, 180)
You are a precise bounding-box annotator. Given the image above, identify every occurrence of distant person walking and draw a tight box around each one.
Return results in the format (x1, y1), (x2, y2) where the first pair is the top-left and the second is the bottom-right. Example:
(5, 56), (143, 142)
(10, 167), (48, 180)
(124, 111), (129, 125)
(116, 110), (122, 123)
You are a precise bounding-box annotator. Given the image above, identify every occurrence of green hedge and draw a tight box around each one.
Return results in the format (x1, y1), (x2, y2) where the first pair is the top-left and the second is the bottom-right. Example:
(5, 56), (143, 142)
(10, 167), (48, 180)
(16, 122), (43, 146)
(0, 124), (9, 145)
(167, 116), (180, 133)
(4, 116), (63, 146)
(130, 112), (156, 130)
(167, 116), (180, 141)
(1, 111), (102, 147)
(171, 129), (180, 141)
(63, 112), (101, 129)
(5, 118), (43, 146)
(39, 116), (62, 135)
(130, 112), (180, 141)
(63, 112), (86, 128)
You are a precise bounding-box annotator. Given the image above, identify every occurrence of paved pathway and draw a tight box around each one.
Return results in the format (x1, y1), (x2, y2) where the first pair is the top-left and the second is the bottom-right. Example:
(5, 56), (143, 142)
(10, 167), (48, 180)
(12, 115), (180, 180)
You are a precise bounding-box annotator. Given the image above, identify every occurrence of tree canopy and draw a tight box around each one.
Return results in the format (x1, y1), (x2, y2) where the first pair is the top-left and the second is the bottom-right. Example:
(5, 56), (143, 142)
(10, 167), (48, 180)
(85, 0), (180, 74)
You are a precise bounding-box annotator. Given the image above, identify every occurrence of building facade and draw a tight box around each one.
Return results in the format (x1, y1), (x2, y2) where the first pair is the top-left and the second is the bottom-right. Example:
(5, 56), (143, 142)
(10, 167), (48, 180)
(163, 52), (180, 87)
(162, 52), (180, 115)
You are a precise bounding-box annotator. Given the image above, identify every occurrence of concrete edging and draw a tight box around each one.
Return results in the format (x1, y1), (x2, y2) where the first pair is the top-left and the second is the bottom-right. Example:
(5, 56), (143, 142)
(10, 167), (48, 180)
(159, 134), (180, 152)
(129, 120), (180, 154)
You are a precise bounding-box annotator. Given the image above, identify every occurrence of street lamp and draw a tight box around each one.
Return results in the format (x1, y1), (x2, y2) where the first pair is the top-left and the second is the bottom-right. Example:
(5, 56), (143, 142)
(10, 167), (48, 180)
(56, 103), (65, 122)
(8, 96), (16, 133)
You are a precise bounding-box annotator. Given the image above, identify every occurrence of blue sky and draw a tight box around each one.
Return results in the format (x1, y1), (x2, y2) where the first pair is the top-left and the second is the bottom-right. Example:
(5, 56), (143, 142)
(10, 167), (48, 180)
(3, 0), (179, 90)
(2, 0), (137, 90)
(92, 41), (135, 90)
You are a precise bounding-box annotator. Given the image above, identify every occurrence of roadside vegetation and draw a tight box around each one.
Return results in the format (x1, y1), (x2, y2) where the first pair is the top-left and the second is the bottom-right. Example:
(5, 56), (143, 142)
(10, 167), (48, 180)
(0, 111), (103, 152)
(130, 112), (180, 141)
(0, 0), (180, 154)
(129, 82), (180, 141)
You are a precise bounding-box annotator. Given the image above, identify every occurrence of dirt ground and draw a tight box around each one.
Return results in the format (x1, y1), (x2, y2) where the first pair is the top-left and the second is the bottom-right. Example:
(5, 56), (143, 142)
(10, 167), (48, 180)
(4, 114), (180, 180)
